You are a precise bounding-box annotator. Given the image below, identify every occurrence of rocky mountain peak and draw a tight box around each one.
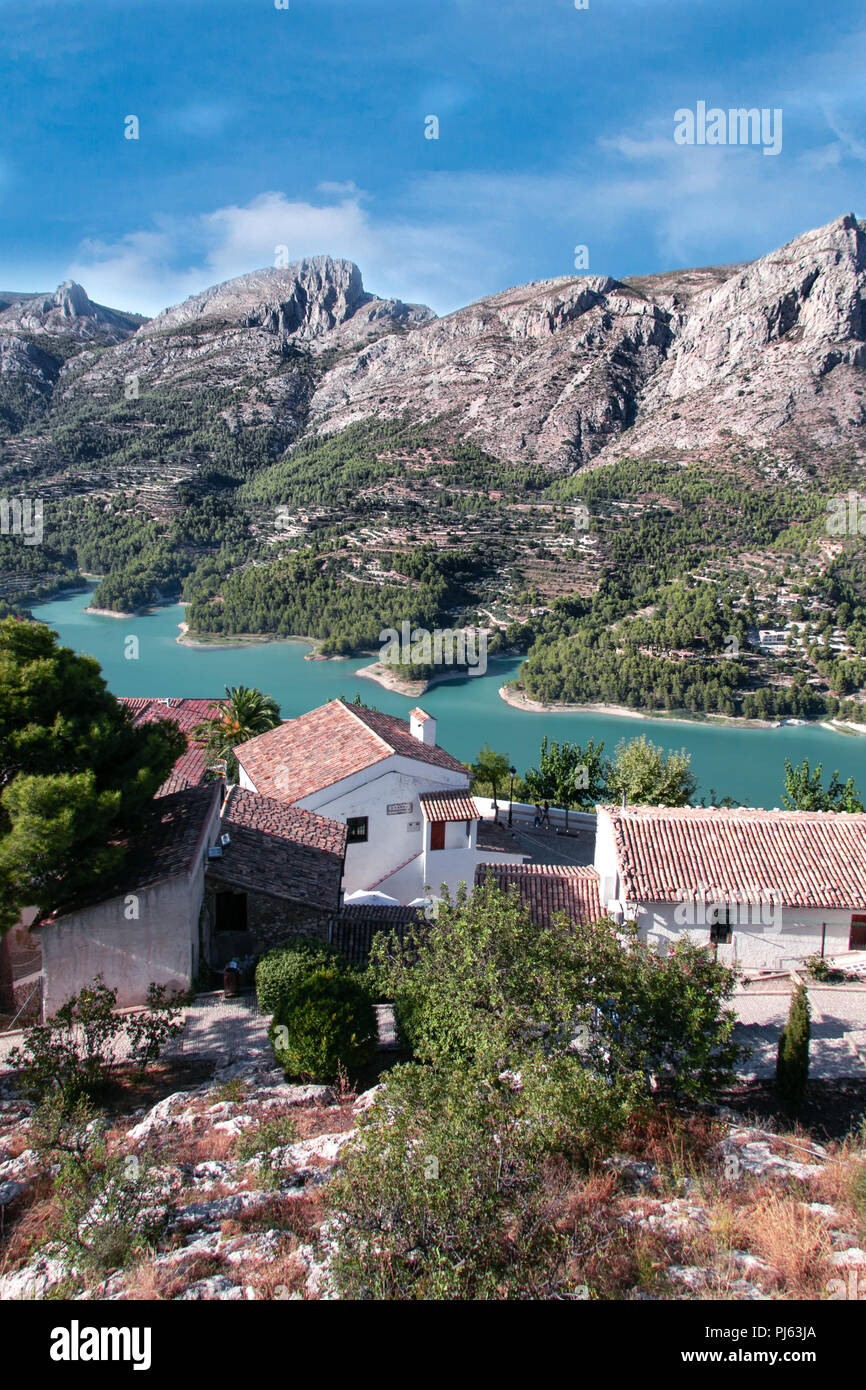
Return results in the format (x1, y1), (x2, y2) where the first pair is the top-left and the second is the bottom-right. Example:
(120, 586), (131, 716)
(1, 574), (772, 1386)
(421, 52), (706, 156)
(139, 256), (435, 346)
(0, 281), (141, 346)
(51, 281), (92, 317)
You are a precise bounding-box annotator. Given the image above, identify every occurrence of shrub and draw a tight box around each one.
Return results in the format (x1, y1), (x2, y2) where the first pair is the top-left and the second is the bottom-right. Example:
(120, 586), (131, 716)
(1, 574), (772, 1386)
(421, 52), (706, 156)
(776, 983), (811, 1114)
(29, 1095), (167, 1273)
(8, 974), (185, 1107)
(255, 936), (346, 1017)
(270, 968), (377, 1083)
(328, 1059), (636, 1299)
(236, 1115), (299, 1188)
(805, 953), (834, 983)
(369, 881), (744, 1098)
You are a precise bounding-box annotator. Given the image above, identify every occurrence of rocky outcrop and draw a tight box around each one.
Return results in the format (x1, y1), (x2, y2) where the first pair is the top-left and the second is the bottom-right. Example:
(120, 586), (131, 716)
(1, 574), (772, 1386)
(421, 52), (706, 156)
(0, 281), (141, 345)
(309, 274), (675, 467)
(139, 257), (434, 348)
(614, 213), (866, 460)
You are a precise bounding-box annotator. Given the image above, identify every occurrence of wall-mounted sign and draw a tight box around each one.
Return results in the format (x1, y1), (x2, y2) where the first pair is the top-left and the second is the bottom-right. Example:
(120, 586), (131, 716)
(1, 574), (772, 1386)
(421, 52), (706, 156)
(387, 802), (413, 815)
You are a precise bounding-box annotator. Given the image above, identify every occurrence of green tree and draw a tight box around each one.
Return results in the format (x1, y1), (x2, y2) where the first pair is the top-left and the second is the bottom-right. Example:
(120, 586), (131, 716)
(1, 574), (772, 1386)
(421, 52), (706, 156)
(524, 735), (607, 827)
(195, 684), (281, 781)
(0, 619), (184, 1003)
(607, 735), (697, 807)
(776, 983), (810, 1114)
(781, 758), (864, 812)
(470, 743), (514, 811)
(369, 880), (742, 1097)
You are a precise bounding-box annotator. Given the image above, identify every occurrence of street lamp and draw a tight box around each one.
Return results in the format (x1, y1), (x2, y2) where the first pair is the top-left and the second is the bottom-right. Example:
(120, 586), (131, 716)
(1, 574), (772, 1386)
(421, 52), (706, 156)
(508, 765), (516, 826)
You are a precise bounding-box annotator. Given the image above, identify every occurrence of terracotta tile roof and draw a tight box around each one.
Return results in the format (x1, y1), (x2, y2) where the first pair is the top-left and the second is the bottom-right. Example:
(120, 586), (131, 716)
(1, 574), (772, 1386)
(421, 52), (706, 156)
(604, 804), (866, 909)
(40, 784), (220, 922)
(120, 697), (220, 733)
(234, 699), (467, 803)
(336, 904), (422, 925)
(119, 696), (221, 795)
(475, 863), (603, 927)
(205, 786), (346, 911)
(418, 790), (479, 822)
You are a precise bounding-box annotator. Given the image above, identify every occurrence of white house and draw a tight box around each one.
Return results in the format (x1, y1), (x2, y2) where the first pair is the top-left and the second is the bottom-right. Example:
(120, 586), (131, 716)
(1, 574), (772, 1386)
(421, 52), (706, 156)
(594, 803), (866, 969)
(234, 699), (525, 901)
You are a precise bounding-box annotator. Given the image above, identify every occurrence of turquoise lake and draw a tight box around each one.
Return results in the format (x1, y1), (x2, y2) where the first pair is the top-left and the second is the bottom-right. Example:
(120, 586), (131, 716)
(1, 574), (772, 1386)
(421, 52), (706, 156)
(31, 588), (866, 808)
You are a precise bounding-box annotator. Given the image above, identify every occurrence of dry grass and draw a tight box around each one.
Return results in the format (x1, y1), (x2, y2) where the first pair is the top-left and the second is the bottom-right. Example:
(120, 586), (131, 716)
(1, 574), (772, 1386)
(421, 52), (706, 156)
(733, 1193), (834, 1296)
(0, 1180), (59, 1273)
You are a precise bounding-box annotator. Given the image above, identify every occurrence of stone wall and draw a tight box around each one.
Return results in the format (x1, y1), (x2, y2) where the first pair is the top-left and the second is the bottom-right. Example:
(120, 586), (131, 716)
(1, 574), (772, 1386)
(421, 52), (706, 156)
(204, 885), (331, 965)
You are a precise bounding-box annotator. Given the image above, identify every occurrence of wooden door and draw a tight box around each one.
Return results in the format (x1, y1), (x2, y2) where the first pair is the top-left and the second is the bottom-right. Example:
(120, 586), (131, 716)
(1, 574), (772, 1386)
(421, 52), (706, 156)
(430, 821), (446, 851)
(850, 914), (866, 949)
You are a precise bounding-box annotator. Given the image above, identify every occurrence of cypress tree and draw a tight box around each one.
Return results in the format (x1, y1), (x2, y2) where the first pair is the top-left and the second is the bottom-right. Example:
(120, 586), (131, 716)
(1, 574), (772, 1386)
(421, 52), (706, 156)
(776, 983), (811, 1114)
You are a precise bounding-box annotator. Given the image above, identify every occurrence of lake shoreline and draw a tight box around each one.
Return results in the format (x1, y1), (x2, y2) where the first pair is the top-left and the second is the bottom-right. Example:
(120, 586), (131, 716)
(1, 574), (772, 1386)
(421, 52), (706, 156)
(176, 621), (337, 656)
(32, 588), (866, 808)
(354, 660), (489, 698)
(498, 685), (866, 737)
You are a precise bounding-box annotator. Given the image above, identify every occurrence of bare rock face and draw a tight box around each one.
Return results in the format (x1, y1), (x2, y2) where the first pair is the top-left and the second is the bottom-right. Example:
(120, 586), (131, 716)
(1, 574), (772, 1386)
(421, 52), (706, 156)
(0, 282), (140, 345)
(2, 214), (864, 473)
(139, 256), (434, 347)
(603, 213), (866, 462)
(310, 274), (675, 468)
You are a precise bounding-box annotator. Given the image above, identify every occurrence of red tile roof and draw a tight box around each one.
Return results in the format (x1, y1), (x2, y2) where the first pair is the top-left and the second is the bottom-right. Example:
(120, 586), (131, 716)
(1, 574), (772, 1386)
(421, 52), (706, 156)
(234, 699), (467, 803)
(40, 784), (220, 922)
(604, 804), (866, 909)
(419, 790), (479, 822)
(119, 697), (222, 795)
(475, 863), (603, 926)
(205, 786), (346, 911)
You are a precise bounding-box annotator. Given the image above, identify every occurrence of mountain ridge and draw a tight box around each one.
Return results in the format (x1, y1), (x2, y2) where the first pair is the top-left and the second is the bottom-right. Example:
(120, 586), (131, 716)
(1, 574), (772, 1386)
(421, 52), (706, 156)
(2, 215), (862, 473)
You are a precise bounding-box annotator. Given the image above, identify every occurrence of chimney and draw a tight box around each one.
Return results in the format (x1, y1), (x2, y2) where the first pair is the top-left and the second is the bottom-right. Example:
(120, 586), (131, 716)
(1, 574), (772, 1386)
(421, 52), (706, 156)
(409, 707), (436, 747)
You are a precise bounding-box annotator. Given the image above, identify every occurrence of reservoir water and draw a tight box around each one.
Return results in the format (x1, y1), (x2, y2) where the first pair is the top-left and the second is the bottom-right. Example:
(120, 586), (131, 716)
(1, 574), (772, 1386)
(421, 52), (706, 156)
(31, 588), (866, 809)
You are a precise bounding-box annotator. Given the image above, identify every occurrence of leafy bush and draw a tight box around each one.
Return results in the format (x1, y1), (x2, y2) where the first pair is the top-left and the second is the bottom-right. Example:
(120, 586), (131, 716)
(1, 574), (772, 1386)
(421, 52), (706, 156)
(369, 881), (744, 1098)
(8, 975), (185, 1107)
(270, 968), (377, 1083)
(255, 936), (347, 1017)
(805, 953), (835, 983)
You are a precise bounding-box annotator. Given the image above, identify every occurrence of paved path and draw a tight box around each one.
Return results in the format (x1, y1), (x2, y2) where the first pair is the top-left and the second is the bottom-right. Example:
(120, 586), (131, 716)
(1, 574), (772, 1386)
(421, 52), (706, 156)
(4, 978), (865, 1080)
(0, 992), (398, 1070)
(733, 982), (866, 1078)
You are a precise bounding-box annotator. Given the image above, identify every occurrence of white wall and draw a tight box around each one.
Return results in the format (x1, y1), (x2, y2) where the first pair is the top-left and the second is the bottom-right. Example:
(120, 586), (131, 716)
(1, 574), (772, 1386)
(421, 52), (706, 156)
(633, 900), (853, 969)
(593, 808), (620, 906)
(38, 796), (220, 1014)
(297, 755), (469, 897)
(40, 872), (202, 1014)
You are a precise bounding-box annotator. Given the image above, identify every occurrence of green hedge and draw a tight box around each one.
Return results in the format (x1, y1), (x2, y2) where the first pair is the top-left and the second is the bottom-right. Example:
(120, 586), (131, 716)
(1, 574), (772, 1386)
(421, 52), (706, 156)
(269, 968), (378, 1083)
(255, 936), (346, 1017)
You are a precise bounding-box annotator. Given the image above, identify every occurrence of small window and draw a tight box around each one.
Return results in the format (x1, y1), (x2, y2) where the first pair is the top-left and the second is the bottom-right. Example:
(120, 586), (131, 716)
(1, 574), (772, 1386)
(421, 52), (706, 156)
(347, 816), (368, 844)
(709, 909), (732, 945)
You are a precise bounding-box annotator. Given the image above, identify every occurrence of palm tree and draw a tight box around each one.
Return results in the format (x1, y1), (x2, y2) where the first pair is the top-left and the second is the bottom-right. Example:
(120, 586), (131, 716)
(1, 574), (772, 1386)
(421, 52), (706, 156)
(195, 685), (282, 782)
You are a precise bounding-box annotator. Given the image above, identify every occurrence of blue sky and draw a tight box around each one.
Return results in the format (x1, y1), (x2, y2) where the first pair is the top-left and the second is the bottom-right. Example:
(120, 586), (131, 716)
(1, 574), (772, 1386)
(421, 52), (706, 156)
(2, 0), (864, 317)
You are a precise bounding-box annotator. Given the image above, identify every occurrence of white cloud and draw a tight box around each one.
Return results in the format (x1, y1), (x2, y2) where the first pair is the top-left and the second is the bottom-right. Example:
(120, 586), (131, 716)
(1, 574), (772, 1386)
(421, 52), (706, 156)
(66, 186), (495, 317)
